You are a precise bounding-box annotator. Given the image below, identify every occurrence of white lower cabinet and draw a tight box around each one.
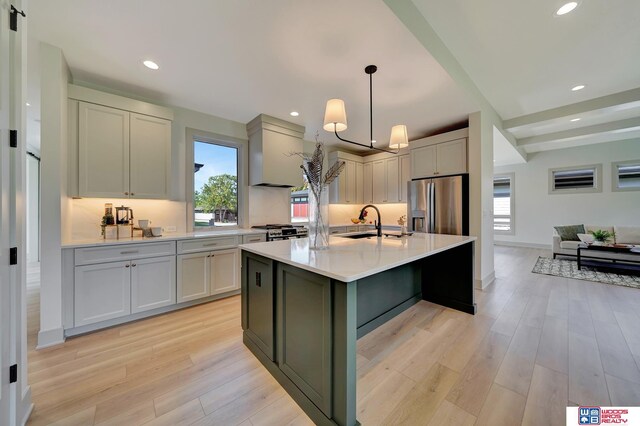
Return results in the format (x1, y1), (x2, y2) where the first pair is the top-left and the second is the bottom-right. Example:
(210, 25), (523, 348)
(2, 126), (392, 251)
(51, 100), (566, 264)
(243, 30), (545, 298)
(74, 261), (131, 327)
(177, 252), (210, 303)
(177, 249), (240, 303)
(210, 249), (239, 296)
(131, 255), (176, 313)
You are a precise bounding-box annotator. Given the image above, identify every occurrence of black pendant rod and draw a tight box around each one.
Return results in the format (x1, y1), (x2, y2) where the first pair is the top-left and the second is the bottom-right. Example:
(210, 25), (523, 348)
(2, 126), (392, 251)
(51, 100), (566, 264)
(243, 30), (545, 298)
(331, 65), (399, 155)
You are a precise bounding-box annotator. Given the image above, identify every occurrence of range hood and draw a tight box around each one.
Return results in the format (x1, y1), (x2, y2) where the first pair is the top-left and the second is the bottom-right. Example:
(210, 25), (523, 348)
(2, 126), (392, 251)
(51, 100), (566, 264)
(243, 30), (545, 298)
(247, 114), (305, 187)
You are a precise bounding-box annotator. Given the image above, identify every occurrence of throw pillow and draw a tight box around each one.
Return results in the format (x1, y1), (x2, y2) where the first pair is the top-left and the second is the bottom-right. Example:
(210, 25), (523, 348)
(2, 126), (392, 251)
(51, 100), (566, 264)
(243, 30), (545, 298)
(554, 224), (585, 241)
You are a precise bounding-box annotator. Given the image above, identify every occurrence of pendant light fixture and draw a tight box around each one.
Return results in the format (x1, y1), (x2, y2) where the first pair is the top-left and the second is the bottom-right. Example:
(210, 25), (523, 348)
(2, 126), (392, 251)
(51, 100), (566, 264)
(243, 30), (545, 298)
(323, 65), (409, 154)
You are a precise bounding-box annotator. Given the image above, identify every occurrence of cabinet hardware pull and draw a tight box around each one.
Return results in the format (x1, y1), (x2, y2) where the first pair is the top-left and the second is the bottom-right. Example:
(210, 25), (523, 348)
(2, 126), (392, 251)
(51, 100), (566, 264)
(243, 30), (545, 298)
(249, 238), (260, 242)
(130, 193), (135, 196)
(203, 243), (218, 247)
(255, 272), (261, 287)
(124, 192), (129, 195)
(120, 250), (139, 254)
(125, 264), (130, 268)
(132, 263), (136, 267)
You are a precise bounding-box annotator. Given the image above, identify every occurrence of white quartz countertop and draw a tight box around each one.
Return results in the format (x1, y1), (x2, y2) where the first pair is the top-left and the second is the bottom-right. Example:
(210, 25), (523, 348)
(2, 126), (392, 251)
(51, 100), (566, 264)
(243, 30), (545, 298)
(62, 228), (267, 249)
(239, 233), (476, 282)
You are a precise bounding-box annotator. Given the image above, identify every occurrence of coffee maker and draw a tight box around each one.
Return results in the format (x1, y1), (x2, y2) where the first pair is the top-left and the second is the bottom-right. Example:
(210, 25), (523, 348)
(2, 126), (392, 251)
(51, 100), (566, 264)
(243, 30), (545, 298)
(116, 206), (134, 225)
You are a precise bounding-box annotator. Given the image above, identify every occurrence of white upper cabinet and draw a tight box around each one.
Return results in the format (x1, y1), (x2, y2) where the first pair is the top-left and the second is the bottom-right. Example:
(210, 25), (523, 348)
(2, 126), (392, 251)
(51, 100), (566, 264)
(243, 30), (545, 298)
(436, 138), (467, 176)
(411, 136), (467, 179)
(79, 102), (130, 198)
(399, 154), (411, 203)
(411, 145), (437, 180)
(129, 113), (172, 199)
(363, 162), (373, 204)
(70, 85), (174, 199)
(385, 157), (400, 203)
(329, 153), (364, 204)
(372, 160), (386, 203)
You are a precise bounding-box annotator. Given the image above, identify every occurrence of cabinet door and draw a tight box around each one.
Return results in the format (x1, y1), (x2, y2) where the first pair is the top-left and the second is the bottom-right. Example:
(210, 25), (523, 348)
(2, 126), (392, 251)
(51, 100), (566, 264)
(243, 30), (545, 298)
(385, 157), (400, 203)
(177, 252), (210, 302)
(372, 160), (386, 203)
(277, 264), (332, 417)
(131, 255), (176, 314)
(411, 145), (437, 179)
(129, 113), (172, 199)
(210, 249), (240, 296)
(436, 138), (467, 175)
(344, 160), (356, 203)
(74, 261), (131, 326)
(242, 252), (275, 360)
(355, 162), (364, 204)
(363, 162), (373, 204)
(78, 102), (130, 198)
(399, 154), (411, 202)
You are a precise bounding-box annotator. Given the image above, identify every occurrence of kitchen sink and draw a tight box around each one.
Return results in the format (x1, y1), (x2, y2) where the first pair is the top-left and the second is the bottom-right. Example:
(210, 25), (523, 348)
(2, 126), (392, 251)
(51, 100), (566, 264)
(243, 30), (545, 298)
(339, 232), (378, 239)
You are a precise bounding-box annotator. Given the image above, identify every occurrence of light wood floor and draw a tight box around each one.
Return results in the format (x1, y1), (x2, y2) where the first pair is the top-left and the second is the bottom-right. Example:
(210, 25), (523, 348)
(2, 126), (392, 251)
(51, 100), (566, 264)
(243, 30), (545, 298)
(26, 246), (640, 425)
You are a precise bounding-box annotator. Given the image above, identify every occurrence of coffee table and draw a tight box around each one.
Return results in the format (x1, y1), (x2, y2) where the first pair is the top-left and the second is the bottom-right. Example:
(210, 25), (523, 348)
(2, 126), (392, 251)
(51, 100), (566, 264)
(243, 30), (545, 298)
(577, 244), (640, 275)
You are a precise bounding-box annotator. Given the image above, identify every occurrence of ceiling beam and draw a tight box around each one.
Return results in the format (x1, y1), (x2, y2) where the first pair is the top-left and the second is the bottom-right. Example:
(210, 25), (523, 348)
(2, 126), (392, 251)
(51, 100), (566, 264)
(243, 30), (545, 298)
(383, 0), (526, 162)
(518, 117), (640, 146)
(504, 88), (640, 132)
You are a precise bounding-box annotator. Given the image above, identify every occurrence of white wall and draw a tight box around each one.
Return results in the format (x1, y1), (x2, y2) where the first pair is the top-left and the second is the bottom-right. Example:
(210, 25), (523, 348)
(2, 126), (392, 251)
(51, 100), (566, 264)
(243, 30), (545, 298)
(38, 43), (69, 348)
(26, 155), (39, 262)
(494, 139), (640, 247)
(468, 112), (495, 288)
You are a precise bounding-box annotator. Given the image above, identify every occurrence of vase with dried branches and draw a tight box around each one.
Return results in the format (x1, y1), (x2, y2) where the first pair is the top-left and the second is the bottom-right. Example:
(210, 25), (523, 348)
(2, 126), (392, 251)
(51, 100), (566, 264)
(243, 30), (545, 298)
(292, 137), (345, 250)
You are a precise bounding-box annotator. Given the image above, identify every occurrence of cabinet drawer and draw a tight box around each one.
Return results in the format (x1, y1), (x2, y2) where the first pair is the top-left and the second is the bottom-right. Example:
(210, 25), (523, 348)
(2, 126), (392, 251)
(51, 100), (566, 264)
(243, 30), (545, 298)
(330, 227), (347, 235)
(242, 234), (267, 244)
(75, 241), (176, 266)
(177, 236), (239, 254)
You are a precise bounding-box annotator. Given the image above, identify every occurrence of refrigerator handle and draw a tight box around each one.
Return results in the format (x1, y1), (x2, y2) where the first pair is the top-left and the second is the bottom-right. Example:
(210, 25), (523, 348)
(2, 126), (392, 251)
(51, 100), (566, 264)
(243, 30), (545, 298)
(429, 182), (435, 233)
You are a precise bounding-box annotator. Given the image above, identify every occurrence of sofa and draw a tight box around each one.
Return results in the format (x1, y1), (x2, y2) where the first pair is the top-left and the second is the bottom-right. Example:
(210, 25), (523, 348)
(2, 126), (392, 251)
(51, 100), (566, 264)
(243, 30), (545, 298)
(553, 224), (640, 260)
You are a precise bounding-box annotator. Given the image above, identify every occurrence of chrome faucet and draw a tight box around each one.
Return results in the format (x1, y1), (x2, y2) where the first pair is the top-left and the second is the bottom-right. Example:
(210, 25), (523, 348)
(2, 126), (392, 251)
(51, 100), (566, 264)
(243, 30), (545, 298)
(359, 204), (382, 237)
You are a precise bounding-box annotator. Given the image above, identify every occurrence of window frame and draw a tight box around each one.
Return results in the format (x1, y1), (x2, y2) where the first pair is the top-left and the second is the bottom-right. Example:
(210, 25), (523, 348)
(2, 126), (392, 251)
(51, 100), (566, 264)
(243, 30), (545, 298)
(493, 173), (515, 235)
(186, 128), (246, 231)
(612, 160), (640, 192)
(548, 164), (602, 195)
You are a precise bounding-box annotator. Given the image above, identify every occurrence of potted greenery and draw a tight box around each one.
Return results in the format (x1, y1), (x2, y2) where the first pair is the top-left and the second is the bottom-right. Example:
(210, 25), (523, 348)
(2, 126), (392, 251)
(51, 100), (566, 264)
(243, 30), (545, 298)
(589, 229), (614, 245)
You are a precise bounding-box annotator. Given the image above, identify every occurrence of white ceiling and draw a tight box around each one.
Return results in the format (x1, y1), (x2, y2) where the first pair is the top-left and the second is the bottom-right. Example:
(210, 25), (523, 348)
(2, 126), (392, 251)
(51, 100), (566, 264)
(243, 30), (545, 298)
(411, 0), (640, 120)
(410, 0), (640, 158)
(27, 0), (478, 153)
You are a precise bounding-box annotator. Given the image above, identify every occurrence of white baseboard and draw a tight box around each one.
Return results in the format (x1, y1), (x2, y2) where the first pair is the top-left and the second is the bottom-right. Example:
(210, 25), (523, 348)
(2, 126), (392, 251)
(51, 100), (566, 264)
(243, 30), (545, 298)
(37, 327), (65, 349)
(20, 386), (33, 426)
(494, 240), (551, 250)
(475, 271), (496, 290)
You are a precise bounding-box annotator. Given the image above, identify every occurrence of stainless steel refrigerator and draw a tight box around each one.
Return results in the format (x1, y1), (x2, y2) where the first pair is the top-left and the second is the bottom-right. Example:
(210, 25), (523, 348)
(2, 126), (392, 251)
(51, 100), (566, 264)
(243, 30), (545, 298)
(407, 174), (469, 235)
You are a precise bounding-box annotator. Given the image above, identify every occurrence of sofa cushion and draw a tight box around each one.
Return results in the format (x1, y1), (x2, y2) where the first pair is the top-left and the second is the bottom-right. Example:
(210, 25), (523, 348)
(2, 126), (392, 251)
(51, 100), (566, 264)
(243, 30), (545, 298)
(554, 224), (585, 241)
(614, 226), (640, 245)
(560, 241), (582, 250)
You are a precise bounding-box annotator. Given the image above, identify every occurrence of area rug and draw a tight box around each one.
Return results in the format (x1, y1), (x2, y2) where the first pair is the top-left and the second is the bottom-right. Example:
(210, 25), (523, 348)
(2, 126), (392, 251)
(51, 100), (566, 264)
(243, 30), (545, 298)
(532, 256), (640, 289)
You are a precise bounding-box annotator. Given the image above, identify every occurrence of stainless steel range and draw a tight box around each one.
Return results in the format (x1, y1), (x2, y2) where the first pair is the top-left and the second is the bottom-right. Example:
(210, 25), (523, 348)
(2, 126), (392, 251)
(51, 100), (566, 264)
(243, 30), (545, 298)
(251, 224), (308, 241)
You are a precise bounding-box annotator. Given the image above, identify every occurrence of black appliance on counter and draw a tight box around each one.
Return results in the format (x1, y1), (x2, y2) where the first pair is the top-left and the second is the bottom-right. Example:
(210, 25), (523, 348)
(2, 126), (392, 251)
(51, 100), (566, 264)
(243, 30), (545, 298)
(251, 224), (308, 241)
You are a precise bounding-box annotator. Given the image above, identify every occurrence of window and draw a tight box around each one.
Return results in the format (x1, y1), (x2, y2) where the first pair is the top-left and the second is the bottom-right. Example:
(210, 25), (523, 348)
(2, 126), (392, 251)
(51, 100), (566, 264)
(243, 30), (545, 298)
(290, 189), (309, 222)
(187, 129), (244, 230)
(493, 174), (514, 234)
(612, 160), (640, 191)
(549, 164), (602, 194)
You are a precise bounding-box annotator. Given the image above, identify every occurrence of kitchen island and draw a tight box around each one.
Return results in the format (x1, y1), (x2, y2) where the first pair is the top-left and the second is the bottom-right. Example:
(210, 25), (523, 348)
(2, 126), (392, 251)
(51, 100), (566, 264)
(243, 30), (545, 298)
(240, 233), (476, 426)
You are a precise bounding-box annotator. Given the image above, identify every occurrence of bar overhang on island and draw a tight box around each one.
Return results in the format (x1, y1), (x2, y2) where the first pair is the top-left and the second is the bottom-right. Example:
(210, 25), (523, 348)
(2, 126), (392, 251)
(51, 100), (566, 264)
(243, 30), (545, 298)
(240, 233), (476, 426)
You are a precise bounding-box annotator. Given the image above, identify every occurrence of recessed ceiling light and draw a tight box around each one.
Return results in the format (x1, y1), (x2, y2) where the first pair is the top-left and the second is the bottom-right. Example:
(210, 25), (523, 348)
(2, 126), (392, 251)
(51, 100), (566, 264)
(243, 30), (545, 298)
(25, 102), (30, 106)
(570, 118), (581, 122)
(571, 84), (585, 91)
(143, 60), (159, 70)
(289, 111), (299, 117)
(556, 2), (578, 15)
